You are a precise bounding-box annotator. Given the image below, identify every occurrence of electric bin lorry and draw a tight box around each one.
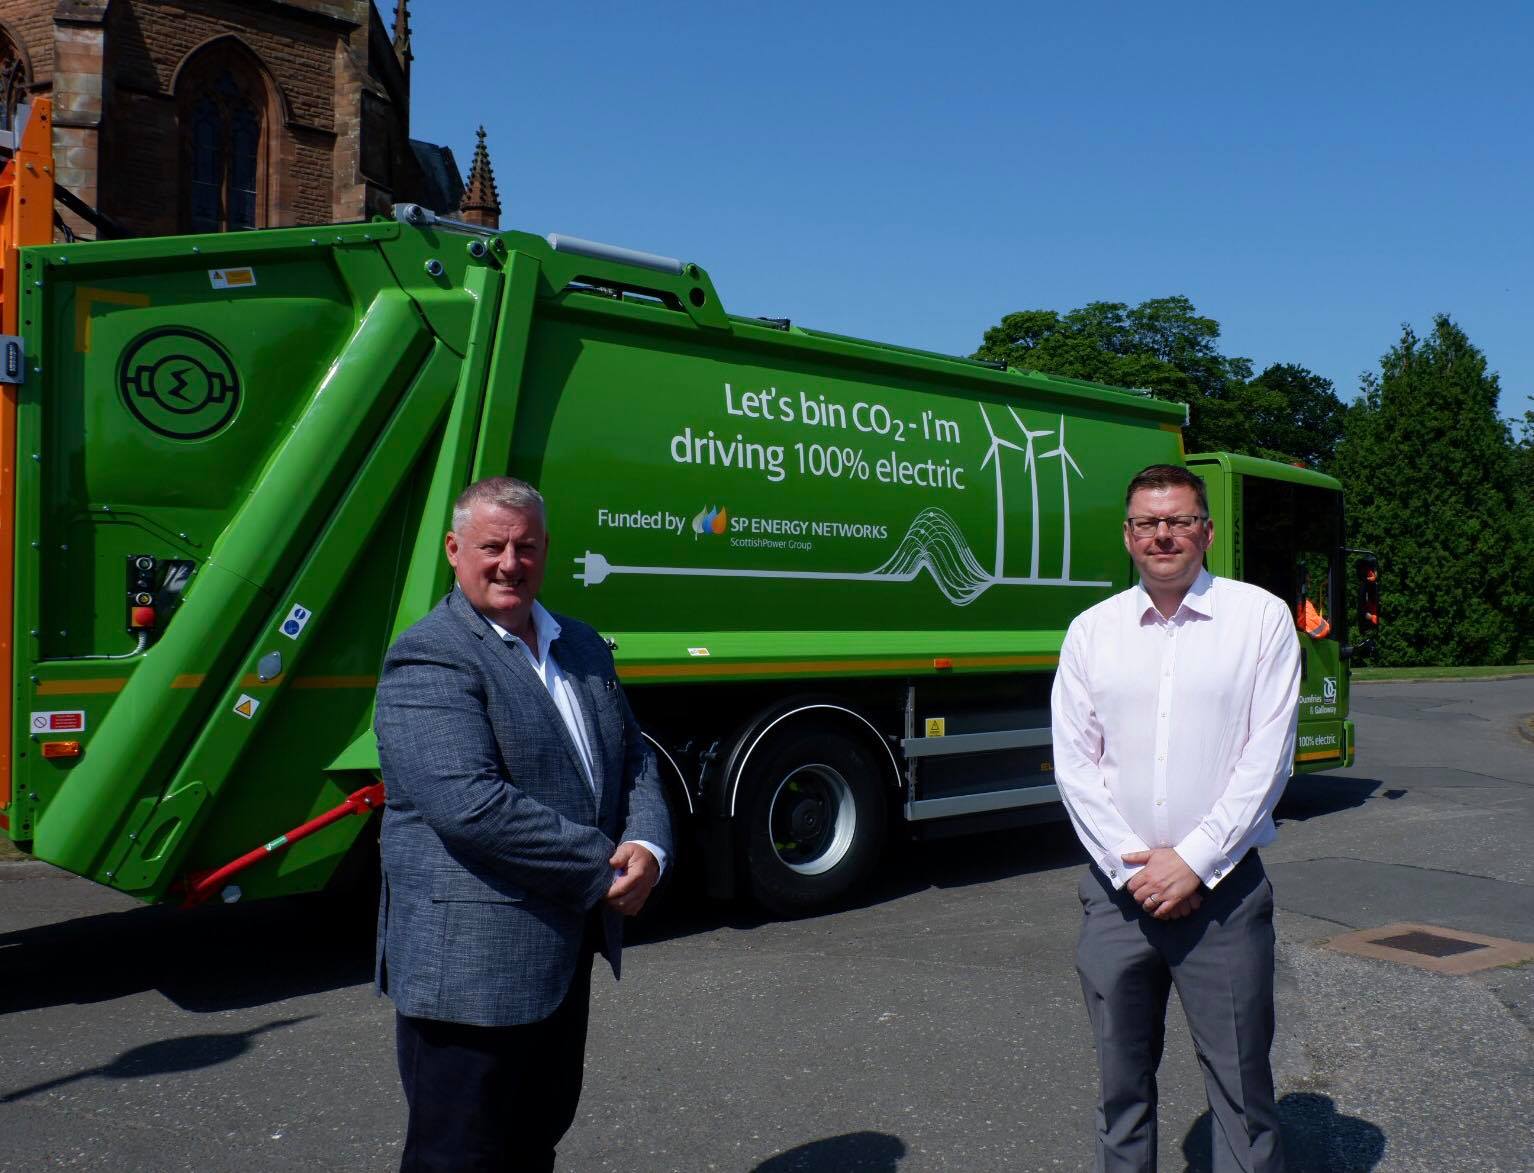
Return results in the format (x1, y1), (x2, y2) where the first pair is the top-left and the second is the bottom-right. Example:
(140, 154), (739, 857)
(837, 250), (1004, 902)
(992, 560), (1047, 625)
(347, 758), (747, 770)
(0, 206), (1374, 914)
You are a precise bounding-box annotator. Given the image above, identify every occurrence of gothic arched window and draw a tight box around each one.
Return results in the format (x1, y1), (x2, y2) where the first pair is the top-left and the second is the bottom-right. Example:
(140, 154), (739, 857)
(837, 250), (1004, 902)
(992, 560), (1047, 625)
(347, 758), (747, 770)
(0, 26), (30, 133)
(177, 42), (269, 232)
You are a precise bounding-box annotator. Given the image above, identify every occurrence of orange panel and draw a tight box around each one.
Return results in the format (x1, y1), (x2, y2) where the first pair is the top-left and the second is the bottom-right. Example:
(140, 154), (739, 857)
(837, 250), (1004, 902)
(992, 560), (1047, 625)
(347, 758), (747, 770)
(0, 99), (55, 813)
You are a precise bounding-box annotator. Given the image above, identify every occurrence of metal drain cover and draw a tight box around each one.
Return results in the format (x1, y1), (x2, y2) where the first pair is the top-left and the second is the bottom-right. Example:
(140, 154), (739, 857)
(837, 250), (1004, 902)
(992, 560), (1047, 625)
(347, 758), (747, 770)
(1370, 930), (1486, 958)
(1322, 922), (1534, 974)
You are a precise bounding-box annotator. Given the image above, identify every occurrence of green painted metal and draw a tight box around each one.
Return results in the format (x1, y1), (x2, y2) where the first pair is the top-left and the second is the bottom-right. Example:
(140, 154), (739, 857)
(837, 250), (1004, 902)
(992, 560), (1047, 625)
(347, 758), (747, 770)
(105, 340), (461, 897)
(1186, 450), (1342, 493)
(1189, 451), (1350, 775)
(3, 217), (1351, 901)
(385, 262), (506, 645)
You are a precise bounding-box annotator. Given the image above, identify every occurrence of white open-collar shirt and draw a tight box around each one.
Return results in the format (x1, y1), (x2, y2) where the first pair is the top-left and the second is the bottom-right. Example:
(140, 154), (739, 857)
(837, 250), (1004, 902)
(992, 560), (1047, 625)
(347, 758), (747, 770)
(1050, 570), (1301, 889)
(490, 601), (667, 874)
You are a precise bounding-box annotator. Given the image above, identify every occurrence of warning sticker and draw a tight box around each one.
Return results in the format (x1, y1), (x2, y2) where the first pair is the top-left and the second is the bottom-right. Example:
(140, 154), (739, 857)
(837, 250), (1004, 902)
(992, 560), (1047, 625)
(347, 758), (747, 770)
(209, 267), (257, 290)
(30, 710), (86, 733)
(279, 603), (312, 640)
(233, 694), (260, 719)
(925, 717), (946, 737)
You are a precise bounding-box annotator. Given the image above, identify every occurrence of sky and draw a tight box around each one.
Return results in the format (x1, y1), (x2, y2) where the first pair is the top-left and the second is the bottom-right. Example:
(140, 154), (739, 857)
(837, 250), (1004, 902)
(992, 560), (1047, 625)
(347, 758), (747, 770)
(408, 2), (1533, 426)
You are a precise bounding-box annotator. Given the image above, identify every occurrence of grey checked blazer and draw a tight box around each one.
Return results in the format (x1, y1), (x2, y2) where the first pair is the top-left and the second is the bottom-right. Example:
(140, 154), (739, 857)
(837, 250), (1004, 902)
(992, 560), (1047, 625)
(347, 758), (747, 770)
(374, 587), (672, 1027)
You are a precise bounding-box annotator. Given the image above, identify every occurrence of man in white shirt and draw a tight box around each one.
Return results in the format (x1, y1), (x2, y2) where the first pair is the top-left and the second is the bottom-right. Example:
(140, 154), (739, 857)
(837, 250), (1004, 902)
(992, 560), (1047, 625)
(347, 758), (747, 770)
(375, 476), (671, 1171)
(1050, 464), (1300, 1173)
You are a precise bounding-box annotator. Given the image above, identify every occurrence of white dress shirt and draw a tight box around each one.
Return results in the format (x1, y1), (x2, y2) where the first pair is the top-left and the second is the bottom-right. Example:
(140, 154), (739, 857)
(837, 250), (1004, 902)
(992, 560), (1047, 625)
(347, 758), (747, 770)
(490, 601), (667, 875)
(1050, 570), (1300, 890)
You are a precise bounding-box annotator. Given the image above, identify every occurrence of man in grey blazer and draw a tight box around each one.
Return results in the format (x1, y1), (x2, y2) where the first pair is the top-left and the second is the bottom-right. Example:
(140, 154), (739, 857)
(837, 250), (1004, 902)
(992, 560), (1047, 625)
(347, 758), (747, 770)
(375, 475), (672, 1172)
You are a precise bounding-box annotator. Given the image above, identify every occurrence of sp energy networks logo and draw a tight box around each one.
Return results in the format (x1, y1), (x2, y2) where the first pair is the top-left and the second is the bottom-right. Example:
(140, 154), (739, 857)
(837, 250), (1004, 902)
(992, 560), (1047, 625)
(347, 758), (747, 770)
(691, 505), (729, 537)
(118, 327), (241, 440)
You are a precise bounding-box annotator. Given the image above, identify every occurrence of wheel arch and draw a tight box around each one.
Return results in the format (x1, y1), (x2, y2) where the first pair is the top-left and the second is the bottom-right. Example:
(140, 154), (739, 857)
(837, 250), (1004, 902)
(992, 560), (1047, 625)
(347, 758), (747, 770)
(641, 730), (696, 817)
(720, 699), (901, 820)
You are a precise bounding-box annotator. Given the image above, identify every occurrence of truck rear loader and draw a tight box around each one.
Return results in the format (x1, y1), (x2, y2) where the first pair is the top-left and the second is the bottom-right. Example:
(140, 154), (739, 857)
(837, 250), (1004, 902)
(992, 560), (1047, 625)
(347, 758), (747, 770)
(1, 196), (1376, 914)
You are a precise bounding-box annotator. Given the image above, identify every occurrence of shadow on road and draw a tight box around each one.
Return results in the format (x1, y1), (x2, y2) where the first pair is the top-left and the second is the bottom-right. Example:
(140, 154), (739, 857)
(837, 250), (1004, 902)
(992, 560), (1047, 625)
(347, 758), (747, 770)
(1275, 773), (1387, 824)
(633, 776), (1394, 946)
(631, 820), (1088, 944)
(0, 1018), (310, 1103)
(3, 777), (1388, 1007)
(0, 890), (374, 1015)
(1181, 1091), (1386, 1171)
(752, 1130), (908, 1171)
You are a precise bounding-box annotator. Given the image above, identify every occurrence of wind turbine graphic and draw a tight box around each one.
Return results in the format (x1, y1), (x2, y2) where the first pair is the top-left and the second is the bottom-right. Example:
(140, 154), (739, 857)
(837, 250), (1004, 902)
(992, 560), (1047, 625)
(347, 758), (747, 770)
(979, 406), (1024, 578)
(1040, 415), (1084, 580)
(1007, 406), (1054, 579)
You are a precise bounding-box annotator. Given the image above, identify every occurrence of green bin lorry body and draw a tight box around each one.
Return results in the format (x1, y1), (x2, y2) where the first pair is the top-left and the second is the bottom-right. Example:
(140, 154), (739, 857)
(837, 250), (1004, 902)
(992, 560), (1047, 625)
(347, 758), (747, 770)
(2, 212), (1357, 911)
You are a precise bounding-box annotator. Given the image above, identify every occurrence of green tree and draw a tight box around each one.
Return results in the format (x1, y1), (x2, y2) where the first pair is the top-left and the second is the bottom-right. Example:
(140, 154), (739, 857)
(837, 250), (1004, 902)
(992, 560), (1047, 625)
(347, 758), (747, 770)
(1237, 363), (1348, 469)
(1513, 411), (1534, 658)
(974, 297), (1344, 462)
(1333, 316), (1525, 666)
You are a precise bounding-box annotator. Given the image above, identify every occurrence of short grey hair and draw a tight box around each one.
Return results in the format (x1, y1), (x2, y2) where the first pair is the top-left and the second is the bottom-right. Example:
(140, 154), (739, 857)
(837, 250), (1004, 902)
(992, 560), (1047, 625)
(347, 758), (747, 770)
(451, 476), (546, 533)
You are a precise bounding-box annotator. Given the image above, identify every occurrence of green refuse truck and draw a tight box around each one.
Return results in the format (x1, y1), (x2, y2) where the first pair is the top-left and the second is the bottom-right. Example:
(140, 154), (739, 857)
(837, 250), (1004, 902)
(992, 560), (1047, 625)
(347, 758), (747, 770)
(1, 205), (1376, 914)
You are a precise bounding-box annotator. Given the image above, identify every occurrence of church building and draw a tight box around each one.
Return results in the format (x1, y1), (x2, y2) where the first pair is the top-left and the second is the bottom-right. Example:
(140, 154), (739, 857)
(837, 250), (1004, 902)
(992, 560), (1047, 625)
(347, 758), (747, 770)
(0, 0), (499, 239)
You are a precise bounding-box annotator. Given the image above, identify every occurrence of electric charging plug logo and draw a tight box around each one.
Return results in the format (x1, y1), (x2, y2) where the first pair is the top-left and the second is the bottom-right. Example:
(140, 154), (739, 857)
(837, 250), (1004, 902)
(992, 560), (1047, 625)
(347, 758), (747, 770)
(118, 328), (241, 440)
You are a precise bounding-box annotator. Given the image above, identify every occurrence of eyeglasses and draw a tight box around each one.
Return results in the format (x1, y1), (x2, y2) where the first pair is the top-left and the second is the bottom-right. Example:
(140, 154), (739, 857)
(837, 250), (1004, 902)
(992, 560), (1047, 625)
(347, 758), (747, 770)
(1126, 514), (1208, 536)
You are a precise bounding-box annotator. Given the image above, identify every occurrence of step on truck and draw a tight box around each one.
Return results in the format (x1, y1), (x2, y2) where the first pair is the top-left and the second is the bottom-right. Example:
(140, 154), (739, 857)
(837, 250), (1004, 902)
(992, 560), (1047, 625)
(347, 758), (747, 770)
(1, 199), (1379, 915)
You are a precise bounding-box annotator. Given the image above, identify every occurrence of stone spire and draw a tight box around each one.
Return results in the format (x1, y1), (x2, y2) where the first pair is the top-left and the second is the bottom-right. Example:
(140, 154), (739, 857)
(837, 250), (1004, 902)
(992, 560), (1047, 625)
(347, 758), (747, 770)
(392, 1), (413, 72)
(459, 126), (501, 229)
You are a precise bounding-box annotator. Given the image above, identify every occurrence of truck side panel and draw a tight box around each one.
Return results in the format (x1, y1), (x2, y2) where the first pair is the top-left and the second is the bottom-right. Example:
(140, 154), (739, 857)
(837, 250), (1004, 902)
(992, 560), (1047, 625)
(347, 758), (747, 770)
(517, 297), (1183, 667)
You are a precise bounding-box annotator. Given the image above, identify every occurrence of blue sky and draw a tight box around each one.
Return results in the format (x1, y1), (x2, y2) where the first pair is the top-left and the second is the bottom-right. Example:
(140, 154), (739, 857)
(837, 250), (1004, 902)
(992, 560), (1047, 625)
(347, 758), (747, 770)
(408, 2), (1533, 426)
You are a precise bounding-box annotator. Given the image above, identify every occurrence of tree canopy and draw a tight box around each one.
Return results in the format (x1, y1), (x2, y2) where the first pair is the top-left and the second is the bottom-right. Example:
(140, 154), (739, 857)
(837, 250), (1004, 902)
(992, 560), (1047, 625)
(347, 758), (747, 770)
(974, 297), (1529, 665)
(973, 296), (1345, 466)
(1240, 363), (1349, 470)
(1332, 316), (1528, 666)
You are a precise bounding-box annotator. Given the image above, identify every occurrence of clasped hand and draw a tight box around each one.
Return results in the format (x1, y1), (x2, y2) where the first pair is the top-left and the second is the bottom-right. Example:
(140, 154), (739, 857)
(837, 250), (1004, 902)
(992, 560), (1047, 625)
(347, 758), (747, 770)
(605, 842), (659, 917)
(1122, 848), (1203, 919)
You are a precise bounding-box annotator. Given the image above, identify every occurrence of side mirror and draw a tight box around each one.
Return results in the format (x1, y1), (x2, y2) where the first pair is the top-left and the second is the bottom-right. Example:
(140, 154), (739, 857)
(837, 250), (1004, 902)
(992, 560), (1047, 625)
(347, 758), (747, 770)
(1342, 550), (1378, 659)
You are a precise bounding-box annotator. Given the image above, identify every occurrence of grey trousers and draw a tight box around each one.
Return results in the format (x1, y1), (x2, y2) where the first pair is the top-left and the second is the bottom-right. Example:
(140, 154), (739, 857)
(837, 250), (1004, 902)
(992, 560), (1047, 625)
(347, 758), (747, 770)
(1076, 851), (1283, 1173)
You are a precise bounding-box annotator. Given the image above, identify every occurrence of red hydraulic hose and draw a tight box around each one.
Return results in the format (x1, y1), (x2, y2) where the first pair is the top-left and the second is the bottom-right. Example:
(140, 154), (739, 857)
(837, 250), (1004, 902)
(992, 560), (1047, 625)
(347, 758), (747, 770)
(180, 780), (386, 907)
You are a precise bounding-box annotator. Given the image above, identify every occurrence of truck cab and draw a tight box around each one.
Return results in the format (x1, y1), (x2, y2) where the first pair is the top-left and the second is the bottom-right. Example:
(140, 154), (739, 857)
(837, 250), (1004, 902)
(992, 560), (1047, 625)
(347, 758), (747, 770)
(1189, 452), (1361, 773)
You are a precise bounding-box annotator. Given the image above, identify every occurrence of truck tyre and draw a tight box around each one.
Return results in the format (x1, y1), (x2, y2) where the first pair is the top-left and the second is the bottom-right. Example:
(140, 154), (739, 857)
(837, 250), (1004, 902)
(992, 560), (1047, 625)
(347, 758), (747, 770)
(738, 723), (889, 915)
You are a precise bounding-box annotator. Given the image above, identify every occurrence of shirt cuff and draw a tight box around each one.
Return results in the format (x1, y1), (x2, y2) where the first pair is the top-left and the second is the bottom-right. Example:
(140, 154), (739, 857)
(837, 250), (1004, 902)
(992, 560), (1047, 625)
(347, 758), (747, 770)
(619, 839), (668, 878)
(1173, 827), (1233, 888)
(1098, 834), (1151, 889)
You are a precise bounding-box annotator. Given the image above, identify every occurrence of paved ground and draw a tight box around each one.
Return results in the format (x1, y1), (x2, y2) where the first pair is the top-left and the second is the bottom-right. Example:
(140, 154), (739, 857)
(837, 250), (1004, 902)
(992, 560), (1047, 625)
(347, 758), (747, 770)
(1, 678), (1530, 1172)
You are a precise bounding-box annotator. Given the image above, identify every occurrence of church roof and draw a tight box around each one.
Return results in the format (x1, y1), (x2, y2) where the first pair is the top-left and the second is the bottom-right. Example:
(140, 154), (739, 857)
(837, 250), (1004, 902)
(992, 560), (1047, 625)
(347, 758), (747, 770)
(407, 140), (464, 215)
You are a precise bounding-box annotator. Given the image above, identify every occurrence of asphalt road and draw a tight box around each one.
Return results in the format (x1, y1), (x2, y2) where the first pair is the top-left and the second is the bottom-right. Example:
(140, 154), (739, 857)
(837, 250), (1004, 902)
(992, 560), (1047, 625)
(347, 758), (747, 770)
(2, 678), (1531, 1172)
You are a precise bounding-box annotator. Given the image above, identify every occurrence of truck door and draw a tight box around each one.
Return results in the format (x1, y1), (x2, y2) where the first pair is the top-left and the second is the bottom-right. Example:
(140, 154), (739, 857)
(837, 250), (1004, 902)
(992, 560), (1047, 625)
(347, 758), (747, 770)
(1240, 476), (1350, 772)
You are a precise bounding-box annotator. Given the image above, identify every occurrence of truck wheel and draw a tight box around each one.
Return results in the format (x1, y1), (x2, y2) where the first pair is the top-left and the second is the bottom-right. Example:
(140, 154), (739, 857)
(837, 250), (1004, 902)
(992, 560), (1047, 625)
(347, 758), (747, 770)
(738, 724), (889, 915)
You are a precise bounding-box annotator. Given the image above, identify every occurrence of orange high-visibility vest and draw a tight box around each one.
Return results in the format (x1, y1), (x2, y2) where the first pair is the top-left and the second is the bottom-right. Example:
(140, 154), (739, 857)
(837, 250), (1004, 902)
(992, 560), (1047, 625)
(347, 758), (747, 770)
(1298, 598), (1331, 640)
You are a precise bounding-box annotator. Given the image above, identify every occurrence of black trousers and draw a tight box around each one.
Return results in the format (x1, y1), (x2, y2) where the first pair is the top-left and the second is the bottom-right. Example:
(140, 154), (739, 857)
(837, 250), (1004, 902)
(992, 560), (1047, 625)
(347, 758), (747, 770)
(396, 936), (597, 1173)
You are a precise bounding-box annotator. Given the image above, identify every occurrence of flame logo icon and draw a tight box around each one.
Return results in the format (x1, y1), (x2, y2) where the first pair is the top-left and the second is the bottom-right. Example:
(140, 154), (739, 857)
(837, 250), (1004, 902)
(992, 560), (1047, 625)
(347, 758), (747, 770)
(691, 506), (729, 537)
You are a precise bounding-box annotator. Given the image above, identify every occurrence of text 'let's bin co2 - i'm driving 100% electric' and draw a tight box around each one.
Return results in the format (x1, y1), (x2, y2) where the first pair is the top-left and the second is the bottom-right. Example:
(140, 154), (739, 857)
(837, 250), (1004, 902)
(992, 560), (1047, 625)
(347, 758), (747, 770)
(668, 383), (969, 489)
